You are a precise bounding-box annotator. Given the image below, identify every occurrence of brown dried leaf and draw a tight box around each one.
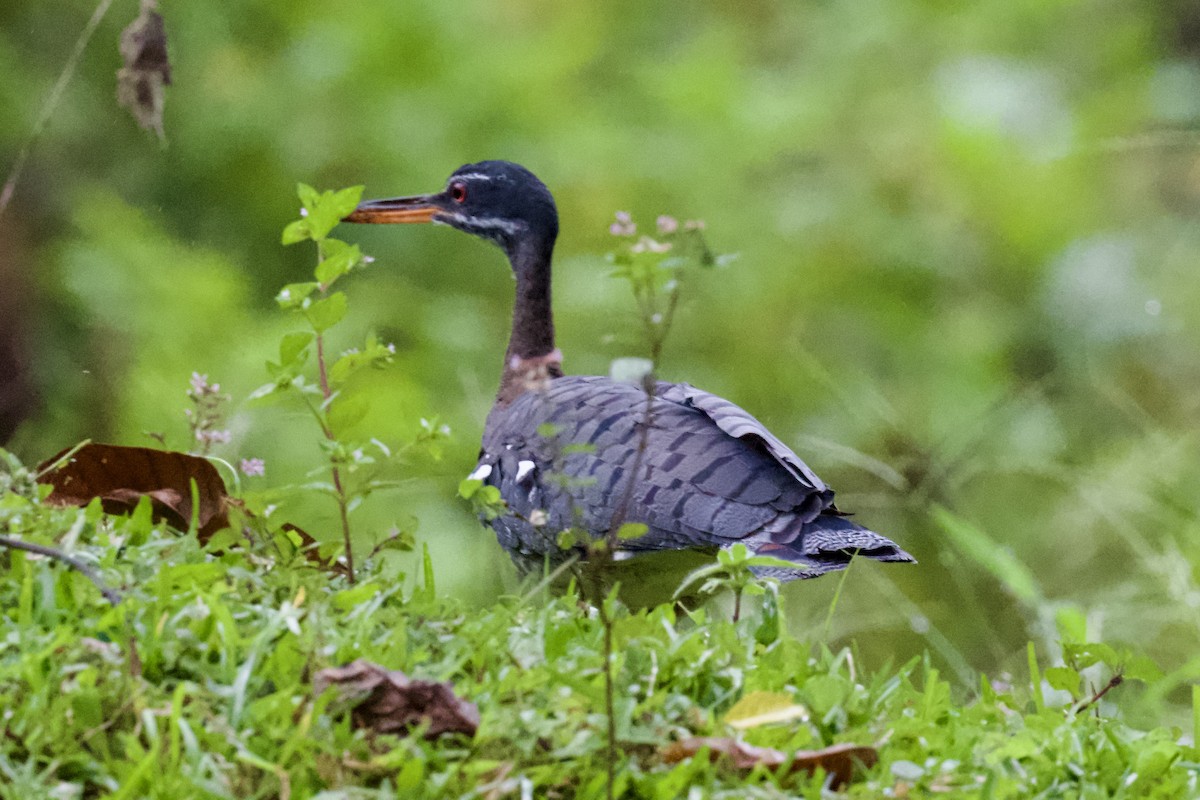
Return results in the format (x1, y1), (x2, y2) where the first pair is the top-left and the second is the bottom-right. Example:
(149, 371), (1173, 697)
(314, 660), (479, 739)
(117, 0), (171, 138)
(661, 737), (877, 790)
(38, 443), (230, 542)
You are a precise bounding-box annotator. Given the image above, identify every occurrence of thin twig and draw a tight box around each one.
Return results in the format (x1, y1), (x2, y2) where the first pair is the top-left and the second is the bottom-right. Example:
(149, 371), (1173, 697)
(0, 535), (121, 604)
(1072, 673), (1124, 716)
(592, 271), (681, 800)
(315, 317), (355, 584)
(0, 0), (116, 220)
(600, 596), (616, 800)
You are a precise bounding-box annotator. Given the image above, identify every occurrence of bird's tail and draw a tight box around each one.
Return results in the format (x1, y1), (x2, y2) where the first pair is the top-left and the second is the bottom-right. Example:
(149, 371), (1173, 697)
(750, 513), (915, 581)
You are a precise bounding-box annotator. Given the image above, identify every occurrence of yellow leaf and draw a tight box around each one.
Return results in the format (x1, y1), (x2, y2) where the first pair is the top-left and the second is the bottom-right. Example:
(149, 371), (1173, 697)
(723, 691), (809, 729)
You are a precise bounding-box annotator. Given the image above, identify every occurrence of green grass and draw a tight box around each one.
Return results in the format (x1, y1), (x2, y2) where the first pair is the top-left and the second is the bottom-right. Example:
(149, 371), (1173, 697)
(1, 458), (1197, 798)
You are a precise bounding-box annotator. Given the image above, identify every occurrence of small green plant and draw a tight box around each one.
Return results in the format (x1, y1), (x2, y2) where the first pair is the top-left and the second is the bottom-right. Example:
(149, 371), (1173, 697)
(674, 542), (796, 623)
(607, 212), (723, 368)
(2, 464), (1196, 798)
(250, 184), (444, 582)
(1037, 607), (1164, 716)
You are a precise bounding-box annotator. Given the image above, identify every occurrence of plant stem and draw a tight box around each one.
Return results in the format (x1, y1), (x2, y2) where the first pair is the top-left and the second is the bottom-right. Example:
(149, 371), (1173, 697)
(822, 550), (856, 642)
(316, 325), (355, 584)
(592, 273), (680, 800)
(0, 535), (120, 605)
(0, 0), (115, 220)
(1073, 674), (1124, 716)
(600, 596), (616, 800)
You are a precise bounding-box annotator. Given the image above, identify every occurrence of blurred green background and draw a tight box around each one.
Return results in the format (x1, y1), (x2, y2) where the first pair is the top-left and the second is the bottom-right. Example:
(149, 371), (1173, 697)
(4, 0), (1200, 723)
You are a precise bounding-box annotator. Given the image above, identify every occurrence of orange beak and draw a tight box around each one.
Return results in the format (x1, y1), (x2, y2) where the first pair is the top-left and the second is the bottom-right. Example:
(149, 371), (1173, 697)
(344, 195), (440, 224)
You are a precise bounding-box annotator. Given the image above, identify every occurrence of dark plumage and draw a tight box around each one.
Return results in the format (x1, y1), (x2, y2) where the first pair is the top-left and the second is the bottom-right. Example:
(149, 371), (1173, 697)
(347, 160), (914, 582)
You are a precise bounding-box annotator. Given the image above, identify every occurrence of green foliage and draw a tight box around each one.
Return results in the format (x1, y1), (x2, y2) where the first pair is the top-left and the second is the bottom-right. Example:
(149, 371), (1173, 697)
(457, 477), (506, 522)
(1, 465), (1196, 798)
(248, 186), (445, 580)
(675, 543), (793, 603)
(6, 0), (1200, 783)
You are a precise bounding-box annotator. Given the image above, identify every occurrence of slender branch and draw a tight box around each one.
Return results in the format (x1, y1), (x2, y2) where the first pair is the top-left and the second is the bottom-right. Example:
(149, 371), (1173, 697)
(316, 331), (332, 398)
(0, 535), (121, 605)
(600, 597), (616, 800)
(1072, 673), (1124, 716)
(314, 329), (355, 584)
(593, 270), (681, 800)
(0, 0), (116, 220)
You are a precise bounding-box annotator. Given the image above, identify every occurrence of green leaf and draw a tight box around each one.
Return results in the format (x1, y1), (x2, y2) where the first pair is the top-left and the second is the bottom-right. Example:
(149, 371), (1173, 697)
(330, 185), (365, 218)
(281, 219), (311, 245)
(305, 291), (347, 332)
(316, 239), (363, 286)
(674, 560), (726, 599)
(331, 581), (379, 612)
(718, 543), (750, 565)
(329, 336), (395, 385)
(557, 529), (577, 550)
(458, 478), (482, 499)
(802, 673), (849, 715)
(296, 182), (320, 209)
(1044, 666), (1081, 694)
(246, 381), (284, 401)
(276, 282), (319, 309)
(743, 554), (803, 571)
(1123, 654), (1163, 683)
(754, 583), (782, 645)
(1064, 642), (1119, 670)
(277, 331), (314, 371)
(617, 522), (648, 541)
(328, 392), (371, 433)
(1055, 605), (1088, 644)
(373, 529), (416, 554)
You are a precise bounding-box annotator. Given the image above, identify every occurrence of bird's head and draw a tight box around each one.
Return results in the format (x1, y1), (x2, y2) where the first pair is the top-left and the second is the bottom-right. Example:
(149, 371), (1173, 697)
(344, 160), (558, 265)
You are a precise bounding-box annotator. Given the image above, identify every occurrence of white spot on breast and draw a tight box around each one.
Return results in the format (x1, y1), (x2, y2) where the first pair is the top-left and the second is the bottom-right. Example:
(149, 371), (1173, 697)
(468, 464), (492, 481)
(515, 460), (536, 483)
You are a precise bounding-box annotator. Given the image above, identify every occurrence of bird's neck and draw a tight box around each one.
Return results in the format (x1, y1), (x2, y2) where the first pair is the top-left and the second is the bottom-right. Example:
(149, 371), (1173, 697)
(498, 237), (562, 405)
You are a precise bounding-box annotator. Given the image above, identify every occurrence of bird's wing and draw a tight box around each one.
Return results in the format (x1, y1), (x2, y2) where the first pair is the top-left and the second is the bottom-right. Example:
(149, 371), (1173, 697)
(654, 382), (829, 493)
(481, 376), (838, 553)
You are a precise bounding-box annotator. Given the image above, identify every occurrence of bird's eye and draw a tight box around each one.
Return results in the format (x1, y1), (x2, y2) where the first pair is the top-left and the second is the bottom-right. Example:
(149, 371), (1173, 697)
(449, 182), (468, 203)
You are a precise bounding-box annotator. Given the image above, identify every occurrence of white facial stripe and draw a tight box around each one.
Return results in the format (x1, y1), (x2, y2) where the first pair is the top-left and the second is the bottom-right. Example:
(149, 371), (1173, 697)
(442, 212), (522, 236)
(449, 173), (494, 182)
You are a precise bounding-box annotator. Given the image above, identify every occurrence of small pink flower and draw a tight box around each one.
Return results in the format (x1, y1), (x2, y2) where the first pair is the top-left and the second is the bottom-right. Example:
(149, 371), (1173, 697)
(240, 458), (266, 477)
(197, 429), (232, 445)
(656, 215), (678, 235)
(609, 211), (636, 236)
